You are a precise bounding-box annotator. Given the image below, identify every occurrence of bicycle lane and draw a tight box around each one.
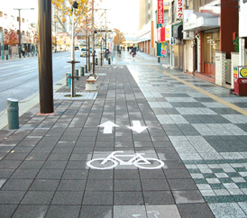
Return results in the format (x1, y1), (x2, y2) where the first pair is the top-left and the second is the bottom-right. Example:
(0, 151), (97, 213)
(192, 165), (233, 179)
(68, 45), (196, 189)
(79, 65), (213, 218)
(0, 65), (213, 218)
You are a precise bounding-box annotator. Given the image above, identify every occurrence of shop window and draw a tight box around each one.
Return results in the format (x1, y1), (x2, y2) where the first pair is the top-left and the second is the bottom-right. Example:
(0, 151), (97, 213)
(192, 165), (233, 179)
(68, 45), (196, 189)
(204, 32), (220, 64)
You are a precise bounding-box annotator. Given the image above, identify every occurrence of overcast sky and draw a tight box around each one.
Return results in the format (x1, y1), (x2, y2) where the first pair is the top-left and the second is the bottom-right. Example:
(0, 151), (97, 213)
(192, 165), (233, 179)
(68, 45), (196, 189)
(0, 0), (139, 33)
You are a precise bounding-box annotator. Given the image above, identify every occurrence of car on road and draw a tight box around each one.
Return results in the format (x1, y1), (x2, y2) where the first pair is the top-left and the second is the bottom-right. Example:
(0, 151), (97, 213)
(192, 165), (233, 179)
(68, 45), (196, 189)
(80, 48), (88, 57)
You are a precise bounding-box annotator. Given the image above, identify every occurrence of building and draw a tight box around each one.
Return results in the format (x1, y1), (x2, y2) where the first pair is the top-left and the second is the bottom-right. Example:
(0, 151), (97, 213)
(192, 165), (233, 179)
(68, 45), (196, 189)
(183, 0), (238, 85)
(0, 7), (37, 58)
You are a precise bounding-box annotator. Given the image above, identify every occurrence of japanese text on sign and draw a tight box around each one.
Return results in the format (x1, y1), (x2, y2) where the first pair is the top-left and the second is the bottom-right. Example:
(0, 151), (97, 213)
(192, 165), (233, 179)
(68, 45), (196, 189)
(157, 0), (164, 24)
(177, 0), (184, 19)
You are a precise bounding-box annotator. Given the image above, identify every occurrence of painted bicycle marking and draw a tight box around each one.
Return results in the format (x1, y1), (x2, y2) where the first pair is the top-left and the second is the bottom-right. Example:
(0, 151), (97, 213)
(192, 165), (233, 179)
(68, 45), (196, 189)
(87, 151), (164, 170)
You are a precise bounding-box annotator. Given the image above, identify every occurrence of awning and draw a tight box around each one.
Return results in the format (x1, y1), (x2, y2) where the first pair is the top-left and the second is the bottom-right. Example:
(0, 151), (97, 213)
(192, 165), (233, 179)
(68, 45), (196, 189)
(184, 12), (220, 31)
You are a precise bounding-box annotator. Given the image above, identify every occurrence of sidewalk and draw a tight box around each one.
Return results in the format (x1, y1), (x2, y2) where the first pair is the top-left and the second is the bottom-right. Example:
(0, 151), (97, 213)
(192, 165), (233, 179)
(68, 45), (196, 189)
(0, 51), (247, 217)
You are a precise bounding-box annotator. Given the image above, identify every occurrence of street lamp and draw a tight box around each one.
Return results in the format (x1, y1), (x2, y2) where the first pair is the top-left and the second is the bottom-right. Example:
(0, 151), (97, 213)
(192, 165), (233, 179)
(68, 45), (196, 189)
(13, 8), (34, 58)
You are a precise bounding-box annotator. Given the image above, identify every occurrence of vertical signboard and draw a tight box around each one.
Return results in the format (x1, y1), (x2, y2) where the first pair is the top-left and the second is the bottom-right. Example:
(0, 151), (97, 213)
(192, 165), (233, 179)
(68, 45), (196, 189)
(177, 0), (185, 19)
(157, 0), (164, 24)
(239, 0), (247, 37)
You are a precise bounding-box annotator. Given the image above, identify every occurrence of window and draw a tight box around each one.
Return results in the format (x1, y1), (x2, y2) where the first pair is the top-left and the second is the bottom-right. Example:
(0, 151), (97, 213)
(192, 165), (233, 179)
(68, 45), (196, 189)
(4, 13), (7, 19)
(0, 11), (3, 17)
(204, 32), (220, 63)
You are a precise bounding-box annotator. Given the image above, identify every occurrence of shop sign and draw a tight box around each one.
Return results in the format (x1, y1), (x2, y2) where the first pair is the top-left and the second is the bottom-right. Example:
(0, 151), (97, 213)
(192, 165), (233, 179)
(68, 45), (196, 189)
(161, 43), (167, 58)
(177, 0), (185, 19)
(234, 67), (238, 78)
(157, 0), (164, 24)
(165, 25), (171, 41)
(238, 67), (247, 78)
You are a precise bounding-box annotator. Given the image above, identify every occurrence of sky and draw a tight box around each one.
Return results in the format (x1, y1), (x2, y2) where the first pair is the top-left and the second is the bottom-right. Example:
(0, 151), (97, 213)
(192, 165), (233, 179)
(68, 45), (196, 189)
(0, 0), (139, 33)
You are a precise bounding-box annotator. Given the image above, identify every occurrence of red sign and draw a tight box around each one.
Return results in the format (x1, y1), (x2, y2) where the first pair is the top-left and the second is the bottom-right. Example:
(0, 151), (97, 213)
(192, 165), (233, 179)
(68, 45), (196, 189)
(177, 0), (184, 19)
(157, 0), (164, 24)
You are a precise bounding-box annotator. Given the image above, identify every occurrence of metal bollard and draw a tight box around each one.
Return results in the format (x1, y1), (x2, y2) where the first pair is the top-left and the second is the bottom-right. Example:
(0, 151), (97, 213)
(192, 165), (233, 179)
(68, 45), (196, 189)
(66, 73), (69, 86)
(80, 66), (84, 76)
(108, 57), (111, 65)
(75, 69), (79, 80)
(68, 73), (71, 89)
(7, 98), (19, 129)
(84, 65), (87, 74)
(96, 58), (98, 65)
(158, 56), (160, 63)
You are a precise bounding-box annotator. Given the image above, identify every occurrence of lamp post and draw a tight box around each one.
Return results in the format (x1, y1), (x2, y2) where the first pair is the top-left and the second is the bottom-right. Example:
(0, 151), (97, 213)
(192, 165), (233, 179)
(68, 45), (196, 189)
(67, 1), (80, 97)
(14, 8), (34, 59)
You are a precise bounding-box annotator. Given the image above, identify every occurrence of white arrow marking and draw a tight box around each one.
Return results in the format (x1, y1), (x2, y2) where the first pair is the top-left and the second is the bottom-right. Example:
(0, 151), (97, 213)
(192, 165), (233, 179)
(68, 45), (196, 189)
(127, 121), (148, 133)
(98, 121), (119, 134)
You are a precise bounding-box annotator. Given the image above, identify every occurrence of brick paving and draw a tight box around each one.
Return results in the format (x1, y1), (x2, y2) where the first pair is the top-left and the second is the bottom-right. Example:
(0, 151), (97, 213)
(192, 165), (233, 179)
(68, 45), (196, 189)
(0, 51), (247, 217)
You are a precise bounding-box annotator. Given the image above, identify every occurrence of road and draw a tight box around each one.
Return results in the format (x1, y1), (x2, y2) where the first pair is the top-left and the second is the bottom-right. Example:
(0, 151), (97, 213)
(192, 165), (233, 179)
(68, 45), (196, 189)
(0, 51), (86, 113)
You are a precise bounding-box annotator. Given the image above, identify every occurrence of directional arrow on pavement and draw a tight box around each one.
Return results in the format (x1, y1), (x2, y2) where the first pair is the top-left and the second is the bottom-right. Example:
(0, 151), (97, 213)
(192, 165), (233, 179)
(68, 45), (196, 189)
(127, 121), (148, 133)
(98, 121), (119, 134)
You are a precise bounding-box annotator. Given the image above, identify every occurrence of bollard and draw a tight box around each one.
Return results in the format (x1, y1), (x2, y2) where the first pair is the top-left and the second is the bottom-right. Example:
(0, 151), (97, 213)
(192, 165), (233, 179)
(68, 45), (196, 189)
(7, 98), (19, 129)
(75, 69), (79, 81)
(6, 55), (8, 60)
(68, 73), (71, 89)
(158, 56), (160, 63)
(66, 73), (69, 86)
(108, 57), (111, 65)
(2, 55), (4, 60)
(84, 65), (87, 74)
(96, 58), (98, 65)
(80, 66), (84, 76)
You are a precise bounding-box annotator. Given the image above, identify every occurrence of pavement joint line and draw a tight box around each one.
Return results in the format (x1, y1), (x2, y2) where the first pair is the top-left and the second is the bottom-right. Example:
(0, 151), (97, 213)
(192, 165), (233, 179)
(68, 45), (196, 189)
(150, 65), (247, 117)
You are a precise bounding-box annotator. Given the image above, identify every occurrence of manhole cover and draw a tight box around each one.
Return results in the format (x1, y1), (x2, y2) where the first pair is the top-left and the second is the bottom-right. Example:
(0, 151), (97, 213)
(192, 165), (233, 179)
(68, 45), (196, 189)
(54, 92), (98, 100)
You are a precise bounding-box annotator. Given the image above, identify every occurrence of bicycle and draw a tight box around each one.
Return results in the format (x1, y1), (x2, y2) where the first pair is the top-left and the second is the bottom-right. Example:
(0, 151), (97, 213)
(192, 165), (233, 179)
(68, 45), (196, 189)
(87, 151), (164, 170)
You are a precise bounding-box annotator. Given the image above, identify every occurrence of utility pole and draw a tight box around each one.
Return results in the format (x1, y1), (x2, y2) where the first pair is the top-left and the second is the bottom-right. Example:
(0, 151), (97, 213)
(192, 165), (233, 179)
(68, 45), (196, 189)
(14, 8), (34, 59)
(38, 0), (53, 113)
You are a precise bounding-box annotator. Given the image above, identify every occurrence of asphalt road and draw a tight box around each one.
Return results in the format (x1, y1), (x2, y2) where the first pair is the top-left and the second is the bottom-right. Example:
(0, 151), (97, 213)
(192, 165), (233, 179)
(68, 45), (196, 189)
(0, 51), (87, 113)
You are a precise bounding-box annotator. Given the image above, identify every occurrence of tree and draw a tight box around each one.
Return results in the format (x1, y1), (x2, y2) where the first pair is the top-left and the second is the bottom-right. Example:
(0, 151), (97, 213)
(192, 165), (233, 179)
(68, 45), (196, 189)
(3, 24), (19, 48)
(52, 0), (102, 37)
(113, 29), (125, 46)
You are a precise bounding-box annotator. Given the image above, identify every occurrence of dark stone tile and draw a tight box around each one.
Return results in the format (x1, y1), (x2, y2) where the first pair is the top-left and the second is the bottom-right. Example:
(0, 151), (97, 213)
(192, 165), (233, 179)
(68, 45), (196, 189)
(21, 191), (54, 204)
(11, 169), (39, 179)
(0, 191), (25, 204)
(86, 179), (113, 191)
(141, 179), (169, 191)
(139, 169), (166, 179)
(114, 179), (142, 191)
(1, 179), (33, 191)
(164, 169), (191, 179)
(57, 180), (86, 191)
(62, 169), (88, 180)
(29, 179), (60, 191)
(11, 205), (49, 218)
(143, 191), (175, 205)
(46, 205), (81, 218)
(0, 205), (18, 218)
(168, 179), (197, 191)
(83, 191), (113, 205)
(114, 169), (140, 180)
(114, 191), (144, 205)
(52, 191), (83, 205)
(36, 169), (64, 180)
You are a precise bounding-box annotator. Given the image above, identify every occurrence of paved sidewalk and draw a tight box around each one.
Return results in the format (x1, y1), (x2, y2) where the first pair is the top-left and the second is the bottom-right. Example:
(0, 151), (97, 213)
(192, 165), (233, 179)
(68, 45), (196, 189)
(0, 51), (247, 217)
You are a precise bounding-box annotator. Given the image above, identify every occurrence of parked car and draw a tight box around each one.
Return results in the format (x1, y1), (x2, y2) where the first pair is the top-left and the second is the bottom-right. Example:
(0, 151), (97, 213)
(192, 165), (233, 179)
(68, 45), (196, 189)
(75, 46), (79, 50)
(80, 48), (88, 57)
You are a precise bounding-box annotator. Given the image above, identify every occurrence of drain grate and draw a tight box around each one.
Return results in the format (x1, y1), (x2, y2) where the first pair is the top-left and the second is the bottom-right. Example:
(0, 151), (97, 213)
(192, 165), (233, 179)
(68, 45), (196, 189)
(54, 92), (98, 100)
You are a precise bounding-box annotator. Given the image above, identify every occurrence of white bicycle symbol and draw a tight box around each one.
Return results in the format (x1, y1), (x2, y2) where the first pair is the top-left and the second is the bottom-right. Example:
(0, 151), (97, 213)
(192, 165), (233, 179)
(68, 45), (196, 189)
(87, 151), (164, 170)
